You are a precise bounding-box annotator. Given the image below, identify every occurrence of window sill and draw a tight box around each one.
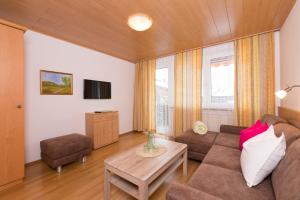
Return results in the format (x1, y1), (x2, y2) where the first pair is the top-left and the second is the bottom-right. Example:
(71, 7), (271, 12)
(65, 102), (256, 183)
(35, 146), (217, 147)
(202, 108), (233, 111)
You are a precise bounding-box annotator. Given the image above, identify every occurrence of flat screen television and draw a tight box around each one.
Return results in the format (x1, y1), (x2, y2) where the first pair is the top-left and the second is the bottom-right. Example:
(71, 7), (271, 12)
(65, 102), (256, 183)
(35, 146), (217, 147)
(84, 79), (111, 99)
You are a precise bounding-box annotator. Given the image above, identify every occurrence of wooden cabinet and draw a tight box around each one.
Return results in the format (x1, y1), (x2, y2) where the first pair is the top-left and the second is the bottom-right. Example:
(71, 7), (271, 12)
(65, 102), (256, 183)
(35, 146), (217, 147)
(85, 112), (119, 149)
(0, 22), (25, 189)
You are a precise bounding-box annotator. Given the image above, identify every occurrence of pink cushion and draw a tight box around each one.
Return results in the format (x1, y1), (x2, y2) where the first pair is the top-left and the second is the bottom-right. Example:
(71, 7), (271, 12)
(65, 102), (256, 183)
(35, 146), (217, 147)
(239, 121), (269, 150)
(240, 120), (261, 136)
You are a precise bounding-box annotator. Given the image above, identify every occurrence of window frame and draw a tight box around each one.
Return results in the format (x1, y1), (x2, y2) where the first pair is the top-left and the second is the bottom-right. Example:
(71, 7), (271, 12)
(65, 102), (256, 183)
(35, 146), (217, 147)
(202, 42), (234, 110)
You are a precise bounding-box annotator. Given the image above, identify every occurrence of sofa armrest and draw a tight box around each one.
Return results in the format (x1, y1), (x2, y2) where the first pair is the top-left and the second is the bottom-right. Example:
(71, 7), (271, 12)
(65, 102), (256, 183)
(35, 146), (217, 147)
(220, 125), (247, 135)
(166, 183), (221, 200)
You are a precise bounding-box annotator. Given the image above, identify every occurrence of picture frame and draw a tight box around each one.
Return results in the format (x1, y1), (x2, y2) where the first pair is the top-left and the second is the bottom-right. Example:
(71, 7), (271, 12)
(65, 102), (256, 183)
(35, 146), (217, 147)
(40, 70), (73, 95)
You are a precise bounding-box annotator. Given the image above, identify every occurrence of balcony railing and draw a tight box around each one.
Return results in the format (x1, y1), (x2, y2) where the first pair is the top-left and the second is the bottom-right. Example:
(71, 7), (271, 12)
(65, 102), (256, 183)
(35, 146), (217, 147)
(156, 104), (169, 133)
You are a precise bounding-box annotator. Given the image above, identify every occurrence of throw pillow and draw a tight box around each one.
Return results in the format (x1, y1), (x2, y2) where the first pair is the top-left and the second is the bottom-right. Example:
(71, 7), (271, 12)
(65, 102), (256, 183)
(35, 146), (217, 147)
(193, 121), (208, 135)
(240, 120), (262, 135)
(240, 125), (286, 187)
(239, 121), (269, 150)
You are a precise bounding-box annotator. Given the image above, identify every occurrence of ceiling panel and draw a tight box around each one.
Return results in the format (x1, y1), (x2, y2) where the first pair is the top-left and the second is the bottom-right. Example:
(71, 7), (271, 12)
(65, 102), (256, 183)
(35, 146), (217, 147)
(0, 0), (295, 62)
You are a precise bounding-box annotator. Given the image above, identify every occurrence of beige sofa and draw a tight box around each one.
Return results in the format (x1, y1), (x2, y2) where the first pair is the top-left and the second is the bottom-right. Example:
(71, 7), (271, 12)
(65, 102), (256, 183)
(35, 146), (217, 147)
(166, 115), (300, 200)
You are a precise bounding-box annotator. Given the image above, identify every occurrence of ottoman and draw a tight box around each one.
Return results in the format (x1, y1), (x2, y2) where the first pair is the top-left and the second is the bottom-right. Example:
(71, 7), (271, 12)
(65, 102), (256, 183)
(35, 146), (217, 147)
(40, 133), (92, 173)
(175, 129), (218, 161)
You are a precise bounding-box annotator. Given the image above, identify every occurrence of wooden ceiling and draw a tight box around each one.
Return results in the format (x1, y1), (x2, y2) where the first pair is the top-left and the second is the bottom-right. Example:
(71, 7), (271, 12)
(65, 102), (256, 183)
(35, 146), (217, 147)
(0, 0), (296, 62)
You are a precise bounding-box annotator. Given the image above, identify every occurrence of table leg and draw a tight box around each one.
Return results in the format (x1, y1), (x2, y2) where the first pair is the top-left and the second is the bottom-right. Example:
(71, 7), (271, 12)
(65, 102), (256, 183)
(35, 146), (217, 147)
(104, 167), (111, 200)
(183, 150), (188, 176)
(139, 182), (149, 200)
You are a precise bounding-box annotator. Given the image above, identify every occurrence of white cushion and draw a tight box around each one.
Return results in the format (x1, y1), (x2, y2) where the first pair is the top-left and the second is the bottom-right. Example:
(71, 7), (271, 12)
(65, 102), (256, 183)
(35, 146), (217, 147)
(240, 125), (286, 187)
(193, 121), (208, 135)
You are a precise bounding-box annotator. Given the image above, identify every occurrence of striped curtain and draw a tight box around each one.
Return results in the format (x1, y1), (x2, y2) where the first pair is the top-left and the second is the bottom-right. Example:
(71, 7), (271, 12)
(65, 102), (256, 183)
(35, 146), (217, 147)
(133, 59), (156, 131)
(235, 32), (275, 126)
(174, 49), (202, 136)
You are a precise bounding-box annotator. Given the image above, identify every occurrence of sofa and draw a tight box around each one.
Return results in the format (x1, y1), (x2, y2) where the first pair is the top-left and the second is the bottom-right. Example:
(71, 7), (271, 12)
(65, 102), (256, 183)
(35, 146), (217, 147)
(167, 115), (300, 200)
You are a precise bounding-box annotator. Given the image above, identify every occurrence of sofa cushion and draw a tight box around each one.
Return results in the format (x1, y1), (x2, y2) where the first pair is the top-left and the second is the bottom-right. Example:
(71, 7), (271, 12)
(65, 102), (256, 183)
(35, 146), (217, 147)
(166, 183), (222, 200)
(188, 151), (206, 161)
(288, 119), (300, 129)
(203, 145), (241, 172)
(40, 133), (92, 159)
(175, 129), (218, 155)
(220, 124), (247, 135)
(188, 164), (275, 200)
(274, 123), (300, 147)
(260, 114), (287, 126)
(271, 138), (300, 200)
(214, 133), (239, 149)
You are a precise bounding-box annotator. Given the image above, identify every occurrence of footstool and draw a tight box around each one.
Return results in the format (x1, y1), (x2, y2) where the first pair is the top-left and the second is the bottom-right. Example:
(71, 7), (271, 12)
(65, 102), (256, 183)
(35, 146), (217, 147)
(40, 133), (92, 173)
(175, 129), (218, 161)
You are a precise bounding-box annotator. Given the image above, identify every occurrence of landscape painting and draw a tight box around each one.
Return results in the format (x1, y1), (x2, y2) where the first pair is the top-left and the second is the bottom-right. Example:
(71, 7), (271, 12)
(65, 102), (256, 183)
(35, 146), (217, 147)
(40, 70), (73, 95)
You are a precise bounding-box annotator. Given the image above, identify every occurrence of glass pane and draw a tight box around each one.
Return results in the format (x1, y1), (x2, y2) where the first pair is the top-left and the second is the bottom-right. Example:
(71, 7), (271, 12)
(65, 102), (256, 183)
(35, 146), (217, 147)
(156, 68), (169, 133)
(210, 57), (234, 105)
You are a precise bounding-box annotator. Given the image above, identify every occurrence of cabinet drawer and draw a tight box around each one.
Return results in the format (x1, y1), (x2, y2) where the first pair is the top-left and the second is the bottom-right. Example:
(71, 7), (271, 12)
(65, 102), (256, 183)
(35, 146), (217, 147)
(93, 113), (118, 121)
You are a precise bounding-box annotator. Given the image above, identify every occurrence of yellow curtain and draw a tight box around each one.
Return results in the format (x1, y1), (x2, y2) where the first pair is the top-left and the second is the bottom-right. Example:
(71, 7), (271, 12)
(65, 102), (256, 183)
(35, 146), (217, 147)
(174, 49), (202, 136)
(235, 32), (275, 126)
(133, 59), (156, 131)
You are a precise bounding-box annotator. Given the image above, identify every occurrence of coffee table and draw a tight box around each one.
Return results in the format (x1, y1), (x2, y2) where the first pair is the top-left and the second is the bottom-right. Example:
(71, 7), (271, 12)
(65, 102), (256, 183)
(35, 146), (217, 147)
(104, 138), (187, 200)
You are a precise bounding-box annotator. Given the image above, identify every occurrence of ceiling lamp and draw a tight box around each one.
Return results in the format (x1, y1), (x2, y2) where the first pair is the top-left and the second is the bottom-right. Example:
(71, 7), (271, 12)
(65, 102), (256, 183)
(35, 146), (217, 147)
(127, 13), (152, 31)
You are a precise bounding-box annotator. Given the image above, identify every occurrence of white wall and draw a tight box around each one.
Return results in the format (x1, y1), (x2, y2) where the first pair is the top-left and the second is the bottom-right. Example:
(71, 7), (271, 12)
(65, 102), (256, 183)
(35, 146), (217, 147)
(25, 31), (135, 163)
(280, 1), (300, 111)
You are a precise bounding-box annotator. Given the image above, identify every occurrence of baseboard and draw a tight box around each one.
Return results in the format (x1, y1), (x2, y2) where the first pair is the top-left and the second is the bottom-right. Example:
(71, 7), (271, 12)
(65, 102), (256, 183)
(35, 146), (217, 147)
(0, 179), (23, 192)
(119, 130), (136, 136)
(25, 159), (42, 167)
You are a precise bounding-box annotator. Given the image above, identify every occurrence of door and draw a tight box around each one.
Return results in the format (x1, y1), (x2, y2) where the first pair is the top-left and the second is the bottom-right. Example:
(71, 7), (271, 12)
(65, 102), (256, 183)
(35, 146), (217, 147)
(0, 24), (24, 186)
(155, 56), (174, 135)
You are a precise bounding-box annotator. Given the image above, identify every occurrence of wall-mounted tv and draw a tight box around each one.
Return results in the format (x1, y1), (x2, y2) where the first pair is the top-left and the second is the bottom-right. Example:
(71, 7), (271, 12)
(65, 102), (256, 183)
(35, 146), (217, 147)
(84, 79), (111, 99)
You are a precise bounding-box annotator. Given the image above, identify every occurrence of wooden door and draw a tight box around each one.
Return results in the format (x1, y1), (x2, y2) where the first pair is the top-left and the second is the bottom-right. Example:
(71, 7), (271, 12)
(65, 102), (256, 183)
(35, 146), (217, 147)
(0, 24), (24, 186)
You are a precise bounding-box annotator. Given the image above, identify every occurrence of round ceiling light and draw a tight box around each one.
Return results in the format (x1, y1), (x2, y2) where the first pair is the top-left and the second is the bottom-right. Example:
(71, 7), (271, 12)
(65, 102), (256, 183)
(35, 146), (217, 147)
(127, 13), (152, 31)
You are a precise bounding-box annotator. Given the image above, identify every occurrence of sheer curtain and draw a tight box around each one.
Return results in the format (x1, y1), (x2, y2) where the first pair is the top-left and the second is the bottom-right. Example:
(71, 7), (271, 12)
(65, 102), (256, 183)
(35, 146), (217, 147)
(133, 59), (156, 131)
(235, 32), (275, 126)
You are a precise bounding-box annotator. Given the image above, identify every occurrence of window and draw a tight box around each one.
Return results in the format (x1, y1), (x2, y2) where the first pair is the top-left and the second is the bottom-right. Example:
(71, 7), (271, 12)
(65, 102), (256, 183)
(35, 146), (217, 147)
(202, 42), (234, 109)
(156, 56), (174, 134)
(210, 56), (234, 105)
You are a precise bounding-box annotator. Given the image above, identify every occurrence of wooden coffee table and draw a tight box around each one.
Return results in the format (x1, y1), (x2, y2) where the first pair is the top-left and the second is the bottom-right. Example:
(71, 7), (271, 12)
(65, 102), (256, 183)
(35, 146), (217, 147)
(104, 138), (187, 200)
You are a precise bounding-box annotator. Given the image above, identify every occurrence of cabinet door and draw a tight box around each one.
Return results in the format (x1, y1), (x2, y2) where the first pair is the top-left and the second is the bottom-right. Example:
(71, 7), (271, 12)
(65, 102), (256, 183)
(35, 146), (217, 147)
(112, 119), (119, 142)
(93, 120), (113, 148)
(0, 24), (24, 186)
(102, 120), (113, 145)
(93, 121), (104, 149)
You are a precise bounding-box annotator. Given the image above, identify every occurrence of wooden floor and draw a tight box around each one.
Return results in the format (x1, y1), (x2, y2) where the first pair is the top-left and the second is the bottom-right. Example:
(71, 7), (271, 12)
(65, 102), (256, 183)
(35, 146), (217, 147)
(0, 132), (200, 200)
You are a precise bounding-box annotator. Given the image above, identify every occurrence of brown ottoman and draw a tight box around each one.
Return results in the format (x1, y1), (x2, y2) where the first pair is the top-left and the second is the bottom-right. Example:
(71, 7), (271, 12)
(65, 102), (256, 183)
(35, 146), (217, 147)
(40, 133), (92, 173)
(175, 129), (218, 161)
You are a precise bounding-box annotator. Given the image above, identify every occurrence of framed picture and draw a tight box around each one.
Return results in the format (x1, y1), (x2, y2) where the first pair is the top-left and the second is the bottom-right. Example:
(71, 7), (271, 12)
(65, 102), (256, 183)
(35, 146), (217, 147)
(40, 70), (73, 95)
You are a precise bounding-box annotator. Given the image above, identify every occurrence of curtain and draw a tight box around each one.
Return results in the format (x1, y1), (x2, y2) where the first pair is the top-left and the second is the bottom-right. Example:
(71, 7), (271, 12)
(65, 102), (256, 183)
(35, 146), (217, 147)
(133, 59), (156, 131)
(174, 49), (202, 137)
(235, 32), (275, 126)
